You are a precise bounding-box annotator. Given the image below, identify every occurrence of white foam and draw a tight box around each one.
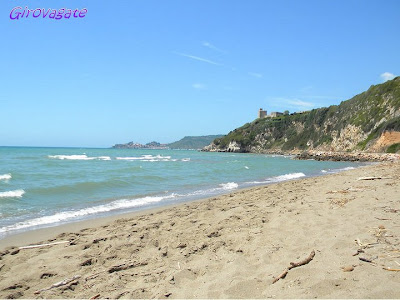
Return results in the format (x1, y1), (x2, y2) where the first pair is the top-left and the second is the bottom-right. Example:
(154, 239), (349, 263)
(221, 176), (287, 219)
(338, 167), (355, 171)
(116, 155), (182, 162)
(0, 193), (177, 234)
(0, 174), (12, 181)
(219, 182), (239, 190)
(0, 189), (25, 198)
(48, 155), (111, 161)
(98, 156), (111, 161)
(247, 172), (306, 185)
(321, 166), (355, 174)
(271, 172), (306, 182)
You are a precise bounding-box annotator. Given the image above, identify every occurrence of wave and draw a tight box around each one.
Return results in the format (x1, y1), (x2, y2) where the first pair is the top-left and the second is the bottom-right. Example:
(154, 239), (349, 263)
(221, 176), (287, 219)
(0, 174), (12, 181)
(0, 189), (25, 198)
(219, 182), (239, 190)
(48, 155), (111, 161)
(337, 166), (355, 171)
(0, 179), (240, 234)
(247, 172), (306, 184)
(0, 194), (177, 234)
(321, 166), (355, 174)
(177, 182), (240, 199)
(116, 155), (187, 162)
(29, 179), (132, 196)
(271, 172), (306, 182)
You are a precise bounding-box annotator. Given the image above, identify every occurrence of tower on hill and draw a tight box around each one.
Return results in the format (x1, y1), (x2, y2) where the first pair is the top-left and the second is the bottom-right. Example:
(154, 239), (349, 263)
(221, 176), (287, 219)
(258, 108), (267, 118)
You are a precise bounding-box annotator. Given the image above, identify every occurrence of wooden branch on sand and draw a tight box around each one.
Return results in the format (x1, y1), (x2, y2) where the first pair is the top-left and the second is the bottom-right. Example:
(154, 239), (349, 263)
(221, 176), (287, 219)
(272, 250), (315, 284)
(383, 267), (400, 272)
(357, 176), (391, 181)
(19, 240), (70, 250)
(34, 275), (81, 294)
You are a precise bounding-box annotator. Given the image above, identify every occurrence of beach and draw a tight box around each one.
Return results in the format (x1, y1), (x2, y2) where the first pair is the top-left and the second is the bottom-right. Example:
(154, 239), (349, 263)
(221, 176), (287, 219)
(0, 161), (399, 299)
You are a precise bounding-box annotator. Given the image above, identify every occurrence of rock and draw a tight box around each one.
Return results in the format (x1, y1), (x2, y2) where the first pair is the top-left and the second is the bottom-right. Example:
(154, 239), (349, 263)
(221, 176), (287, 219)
(342, 266), (355, 272)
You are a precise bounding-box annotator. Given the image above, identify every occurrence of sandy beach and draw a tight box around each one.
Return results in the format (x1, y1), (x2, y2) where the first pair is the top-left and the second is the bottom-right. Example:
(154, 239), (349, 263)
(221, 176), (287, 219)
(0, 162), (399, 299)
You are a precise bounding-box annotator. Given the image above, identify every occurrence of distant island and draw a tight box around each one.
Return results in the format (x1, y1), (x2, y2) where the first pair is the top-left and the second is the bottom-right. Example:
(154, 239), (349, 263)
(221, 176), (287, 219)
(112, 135), (223, 150)
(112, 141), (168, 150)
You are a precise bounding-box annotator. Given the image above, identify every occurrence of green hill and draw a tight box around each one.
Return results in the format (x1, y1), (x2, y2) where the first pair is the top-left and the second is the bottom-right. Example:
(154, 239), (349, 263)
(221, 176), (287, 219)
(205, 77), (400, 153)
(168, 135), (224, 149)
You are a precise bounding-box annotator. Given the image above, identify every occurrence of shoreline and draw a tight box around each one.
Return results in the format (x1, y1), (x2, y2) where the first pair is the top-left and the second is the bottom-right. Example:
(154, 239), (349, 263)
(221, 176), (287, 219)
(295, 150), (400, 162)
(0, 161), (399, 298)
(0, 196), (226, 250)
(0, 161), (366, 248)
(203, 148), (400, 162)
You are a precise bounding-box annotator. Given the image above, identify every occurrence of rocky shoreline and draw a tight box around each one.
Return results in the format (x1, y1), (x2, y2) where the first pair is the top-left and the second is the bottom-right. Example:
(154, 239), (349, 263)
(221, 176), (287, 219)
(295, 151), (400, 162)
(202, 146), (400, 162)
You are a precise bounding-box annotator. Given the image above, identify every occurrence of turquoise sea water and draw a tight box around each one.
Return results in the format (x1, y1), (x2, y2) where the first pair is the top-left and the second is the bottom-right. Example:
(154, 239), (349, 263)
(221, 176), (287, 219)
(0, 147), (364, 239)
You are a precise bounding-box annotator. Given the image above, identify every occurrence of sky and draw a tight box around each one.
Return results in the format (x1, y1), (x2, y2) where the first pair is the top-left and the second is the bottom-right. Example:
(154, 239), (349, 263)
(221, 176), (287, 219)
(1, 0), (399, 147)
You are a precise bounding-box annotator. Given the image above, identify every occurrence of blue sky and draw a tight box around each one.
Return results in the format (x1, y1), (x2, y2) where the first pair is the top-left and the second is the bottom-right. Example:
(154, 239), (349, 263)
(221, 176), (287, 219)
(1, 0), (399, 147)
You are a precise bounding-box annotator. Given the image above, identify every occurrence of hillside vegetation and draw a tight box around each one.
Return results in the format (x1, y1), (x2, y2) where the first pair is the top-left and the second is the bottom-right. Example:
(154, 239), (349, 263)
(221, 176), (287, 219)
(206, 77), (400, 153)
(168, 135), (223, 149)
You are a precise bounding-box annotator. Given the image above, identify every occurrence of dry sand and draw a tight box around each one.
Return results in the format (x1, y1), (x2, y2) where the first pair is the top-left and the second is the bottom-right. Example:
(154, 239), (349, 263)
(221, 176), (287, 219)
(0, 162), (399, 299)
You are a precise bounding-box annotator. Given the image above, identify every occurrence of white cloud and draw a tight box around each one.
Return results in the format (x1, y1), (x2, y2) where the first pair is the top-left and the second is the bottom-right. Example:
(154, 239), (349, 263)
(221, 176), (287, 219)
(192, 83), (206, 90)
(173, 51), (222, 66)
(380, 72), (396, 82)
(248, 72), (263, 78)
(202, 41), (226, 54)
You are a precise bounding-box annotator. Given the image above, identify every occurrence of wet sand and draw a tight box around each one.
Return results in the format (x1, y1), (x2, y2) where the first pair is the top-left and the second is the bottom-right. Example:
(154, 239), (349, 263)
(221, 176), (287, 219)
(0, 162), (399, 299)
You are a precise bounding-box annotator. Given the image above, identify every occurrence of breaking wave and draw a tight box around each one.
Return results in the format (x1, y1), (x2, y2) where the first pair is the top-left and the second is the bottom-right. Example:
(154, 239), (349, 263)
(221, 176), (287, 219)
(321, 166), (355, 174)
(0, 194), (177, 234)
(48, 155), (111, 161)
(116, 155), (188, 162)
(247, 172), (306, 184)
(0, 174), (12, 181)
(0, 180), (239, 234)
(219, 182), (239, 190)
(0, 190), (25, 198)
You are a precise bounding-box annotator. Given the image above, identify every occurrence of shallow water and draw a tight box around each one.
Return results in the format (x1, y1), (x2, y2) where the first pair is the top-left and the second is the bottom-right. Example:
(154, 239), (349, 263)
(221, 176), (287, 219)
(0, 147), (364, 238)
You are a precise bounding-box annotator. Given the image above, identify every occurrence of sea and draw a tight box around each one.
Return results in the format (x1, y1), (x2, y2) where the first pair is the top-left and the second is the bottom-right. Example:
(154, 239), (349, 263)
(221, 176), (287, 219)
(0, 147), (365, 240)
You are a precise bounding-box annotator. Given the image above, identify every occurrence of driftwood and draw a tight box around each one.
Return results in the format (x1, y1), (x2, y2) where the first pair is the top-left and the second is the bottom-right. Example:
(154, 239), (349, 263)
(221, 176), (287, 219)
(34, 275), (81, 294)
(352, 249), (364, 256)
(383, 267), (400, 272)
(85, 271), (106, 281)
(108, 261), (148, 273)
(359, 257), (377, 265)
(272, 250), (315, 284)
(19, 240), (70, 250)
(357, 176), (391, 181)
(355, 238), (378, 249)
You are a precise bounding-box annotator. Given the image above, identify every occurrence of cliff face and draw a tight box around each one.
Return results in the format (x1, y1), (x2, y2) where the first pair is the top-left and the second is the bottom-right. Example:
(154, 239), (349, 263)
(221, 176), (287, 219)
(205, 77), (400, 153)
